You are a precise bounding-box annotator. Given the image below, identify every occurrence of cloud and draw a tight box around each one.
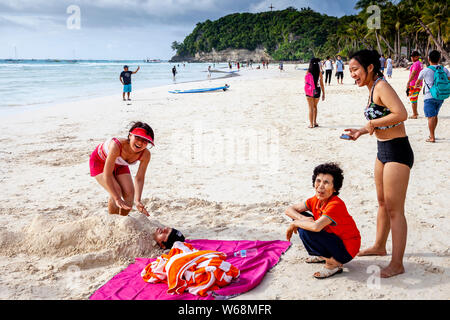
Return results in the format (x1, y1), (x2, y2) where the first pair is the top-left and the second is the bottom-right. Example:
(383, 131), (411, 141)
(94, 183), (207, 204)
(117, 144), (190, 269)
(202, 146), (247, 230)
(0, 0), (359, 59)
(0, 0), (358, 30)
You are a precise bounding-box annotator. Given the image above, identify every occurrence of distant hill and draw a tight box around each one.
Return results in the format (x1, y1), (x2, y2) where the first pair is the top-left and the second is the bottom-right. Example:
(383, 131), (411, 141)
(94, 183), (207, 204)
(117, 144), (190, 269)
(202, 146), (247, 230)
(170, 7), (346, 62)
(170, 1), (449, 64)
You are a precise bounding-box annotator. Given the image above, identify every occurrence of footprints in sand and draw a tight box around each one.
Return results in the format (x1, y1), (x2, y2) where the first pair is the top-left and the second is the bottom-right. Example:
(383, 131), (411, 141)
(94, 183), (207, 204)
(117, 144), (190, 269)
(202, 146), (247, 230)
(17, 147), (88, 167)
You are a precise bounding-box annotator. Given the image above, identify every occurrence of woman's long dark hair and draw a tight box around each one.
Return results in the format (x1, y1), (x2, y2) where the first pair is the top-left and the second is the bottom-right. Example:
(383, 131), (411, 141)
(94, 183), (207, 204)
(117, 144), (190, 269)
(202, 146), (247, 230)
(308, 58), (321, 87)
(349, 50), (384, 79)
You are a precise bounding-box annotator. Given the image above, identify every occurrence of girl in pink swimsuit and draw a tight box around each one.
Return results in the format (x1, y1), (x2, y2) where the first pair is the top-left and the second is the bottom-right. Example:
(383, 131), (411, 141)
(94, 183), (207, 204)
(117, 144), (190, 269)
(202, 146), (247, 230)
(89, 121), (154, 216)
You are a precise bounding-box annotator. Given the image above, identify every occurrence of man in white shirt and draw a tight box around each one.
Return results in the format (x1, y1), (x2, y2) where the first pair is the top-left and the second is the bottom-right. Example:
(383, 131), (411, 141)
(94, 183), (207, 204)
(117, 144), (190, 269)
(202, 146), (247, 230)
(414, 50), (450, 143)
(324, 56), (333, 85)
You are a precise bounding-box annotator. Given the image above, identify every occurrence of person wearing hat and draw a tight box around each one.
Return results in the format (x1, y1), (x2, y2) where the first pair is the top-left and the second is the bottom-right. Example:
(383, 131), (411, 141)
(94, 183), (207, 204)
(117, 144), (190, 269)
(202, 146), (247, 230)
(406, 51), (423, 119)
(154, 226), (186, 249)
(89, 121), (154, 216)
(120, 65), (140, 101)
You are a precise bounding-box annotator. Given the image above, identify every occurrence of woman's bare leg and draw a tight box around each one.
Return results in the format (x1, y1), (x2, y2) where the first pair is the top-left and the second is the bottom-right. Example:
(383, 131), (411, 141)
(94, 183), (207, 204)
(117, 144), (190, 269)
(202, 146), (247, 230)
(115, 173), (135, 216)
(95, 173), (122, 214)
(380, 162), (410, 277)
(313, 98), (319, 126)
(306, 97), (315, 128)
(358, 159), (389, 256)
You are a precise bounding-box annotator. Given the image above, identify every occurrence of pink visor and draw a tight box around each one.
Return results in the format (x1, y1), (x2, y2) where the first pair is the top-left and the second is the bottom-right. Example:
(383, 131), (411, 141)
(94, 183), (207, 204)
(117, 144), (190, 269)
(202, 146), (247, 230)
(130, 128), (154, 146)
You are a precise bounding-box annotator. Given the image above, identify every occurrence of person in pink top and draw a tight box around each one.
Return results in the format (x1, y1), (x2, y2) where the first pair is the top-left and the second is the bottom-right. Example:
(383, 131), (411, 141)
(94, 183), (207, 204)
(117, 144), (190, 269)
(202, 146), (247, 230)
(89, 121), (154, 216)
(406, 51), (423, 119)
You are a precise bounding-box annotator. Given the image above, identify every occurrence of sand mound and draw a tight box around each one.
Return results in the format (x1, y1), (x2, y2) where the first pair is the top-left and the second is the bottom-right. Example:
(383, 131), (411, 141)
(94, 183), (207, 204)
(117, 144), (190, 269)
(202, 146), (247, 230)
(0, 212), (165, 267)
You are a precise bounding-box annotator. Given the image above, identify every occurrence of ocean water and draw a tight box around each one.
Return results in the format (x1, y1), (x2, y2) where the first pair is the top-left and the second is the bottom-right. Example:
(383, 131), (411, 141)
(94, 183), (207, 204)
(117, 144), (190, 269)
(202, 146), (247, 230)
(0, 60), (231, 116)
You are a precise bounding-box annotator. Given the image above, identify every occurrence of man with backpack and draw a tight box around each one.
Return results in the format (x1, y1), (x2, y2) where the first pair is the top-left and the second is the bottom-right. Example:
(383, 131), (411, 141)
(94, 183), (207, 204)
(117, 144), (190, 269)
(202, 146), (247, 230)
(414, 50), (450, 143)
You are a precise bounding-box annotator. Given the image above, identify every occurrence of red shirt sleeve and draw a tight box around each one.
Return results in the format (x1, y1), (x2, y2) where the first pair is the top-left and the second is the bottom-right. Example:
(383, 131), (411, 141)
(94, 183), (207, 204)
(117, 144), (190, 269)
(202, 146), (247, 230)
(321, 199), (344, 226)
(305, 196), (321, 221)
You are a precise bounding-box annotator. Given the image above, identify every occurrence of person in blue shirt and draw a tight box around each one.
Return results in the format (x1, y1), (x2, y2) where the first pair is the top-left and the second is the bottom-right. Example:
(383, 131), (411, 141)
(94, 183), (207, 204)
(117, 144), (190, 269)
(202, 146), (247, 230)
(413, 50), (450, 143)
(120, 65), (140, 101)
(335, 55), (345, 84)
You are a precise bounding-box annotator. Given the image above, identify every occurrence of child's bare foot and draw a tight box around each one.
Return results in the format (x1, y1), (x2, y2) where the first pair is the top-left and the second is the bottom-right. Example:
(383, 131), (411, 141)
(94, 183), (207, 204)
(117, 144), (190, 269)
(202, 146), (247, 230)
(357, 246), (387, 256)
(380, 263), (405, 278)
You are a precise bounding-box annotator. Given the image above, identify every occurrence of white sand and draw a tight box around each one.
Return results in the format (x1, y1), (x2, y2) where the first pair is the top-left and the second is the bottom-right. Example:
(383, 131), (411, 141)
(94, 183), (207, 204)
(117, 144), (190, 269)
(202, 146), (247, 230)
(0, 64), (449, 300)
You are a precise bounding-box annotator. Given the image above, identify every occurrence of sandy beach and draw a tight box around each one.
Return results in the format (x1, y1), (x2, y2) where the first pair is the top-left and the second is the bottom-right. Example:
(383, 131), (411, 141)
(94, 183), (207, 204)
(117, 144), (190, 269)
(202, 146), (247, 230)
(0, 64), (449, 300)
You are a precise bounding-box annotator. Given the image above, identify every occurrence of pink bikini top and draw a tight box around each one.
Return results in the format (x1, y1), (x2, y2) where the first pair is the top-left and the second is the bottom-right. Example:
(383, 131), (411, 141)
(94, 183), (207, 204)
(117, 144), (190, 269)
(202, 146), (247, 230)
(97, 138), (143, 166)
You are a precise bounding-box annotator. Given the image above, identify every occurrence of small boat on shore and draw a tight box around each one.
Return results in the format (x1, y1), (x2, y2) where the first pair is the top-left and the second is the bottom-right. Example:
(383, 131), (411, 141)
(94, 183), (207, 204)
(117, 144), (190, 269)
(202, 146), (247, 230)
(169, 84), (230, 94)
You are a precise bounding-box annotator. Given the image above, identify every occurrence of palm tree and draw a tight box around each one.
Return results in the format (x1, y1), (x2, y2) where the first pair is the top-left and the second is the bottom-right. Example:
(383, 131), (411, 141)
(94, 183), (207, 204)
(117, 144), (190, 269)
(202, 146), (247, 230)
(400, 0), (449, 61)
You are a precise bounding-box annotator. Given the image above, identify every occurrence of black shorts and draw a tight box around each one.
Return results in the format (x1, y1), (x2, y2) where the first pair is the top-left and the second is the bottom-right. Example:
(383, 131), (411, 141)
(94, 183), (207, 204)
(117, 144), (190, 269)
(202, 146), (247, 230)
(306, 87), (321, 99)
(377, 136), (414, 168)
(336, 71), (343, 79)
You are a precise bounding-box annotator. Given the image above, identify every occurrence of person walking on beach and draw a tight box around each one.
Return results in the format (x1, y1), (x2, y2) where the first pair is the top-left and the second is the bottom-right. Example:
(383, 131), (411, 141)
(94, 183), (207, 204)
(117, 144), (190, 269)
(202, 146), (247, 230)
(207, 65), (212, 79)
(344, 50), (413, 278)
(172, 66), (177, 80)
(324, 56), (333, 85)
(120, 65), (140, 101)
(304, 58), (325, 128)
(335, 55), (344, 84)
(89, 121), (155, 216)
(386, 56), (393, 78)
(285, 163), (361, 279)
(379, 54), (386, 74)
(406, 51), (423, 119)
(414, 50), (450, 143)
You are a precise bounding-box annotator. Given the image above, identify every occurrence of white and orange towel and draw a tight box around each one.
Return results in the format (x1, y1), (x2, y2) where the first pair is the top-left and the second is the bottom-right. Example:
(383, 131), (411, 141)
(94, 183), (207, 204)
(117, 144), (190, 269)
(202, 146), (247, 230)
(141, 241), (240, 297)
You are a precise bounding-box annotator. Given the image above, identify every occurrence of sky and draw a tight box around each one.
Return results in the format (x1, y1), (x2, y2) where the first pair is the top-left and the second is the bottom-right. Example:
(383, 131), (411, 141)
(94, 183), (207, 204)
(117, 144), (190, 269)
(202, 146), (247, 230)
(0, 0), (359, 60)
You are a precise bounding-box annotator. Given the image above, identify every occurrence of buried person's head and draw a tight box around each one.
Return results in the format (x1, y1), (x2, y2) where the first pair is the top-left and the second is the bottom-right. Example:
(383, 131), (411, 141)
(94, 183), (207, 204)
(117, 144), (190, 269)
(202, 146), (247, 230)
(153, 227), (185, 249)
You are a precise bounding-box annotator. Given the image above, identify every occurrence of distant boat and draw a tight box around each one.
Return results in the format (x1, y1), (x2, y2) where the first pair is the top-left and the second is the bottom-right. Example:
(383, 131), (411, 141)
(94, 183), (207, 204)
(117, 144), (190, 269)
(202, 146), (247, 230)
(144, 59), (162, 63)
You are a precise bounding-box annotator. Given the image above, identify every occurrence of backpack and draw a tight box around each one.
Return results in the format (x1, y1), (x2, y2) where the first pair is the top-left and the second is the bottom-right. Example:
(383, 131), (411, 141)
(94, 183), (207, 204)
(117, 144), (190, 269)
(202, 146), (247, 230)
(425, 66), (450, 100)
(304, 72), (316, 96)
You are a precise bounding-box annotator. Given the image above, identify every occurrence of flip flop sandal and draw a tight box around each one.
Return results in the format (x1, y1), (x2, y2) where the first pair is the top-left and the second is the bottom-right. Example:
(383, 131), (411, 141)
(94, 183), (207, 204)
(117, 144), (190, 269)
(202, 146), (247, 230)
(313, 266), (343, 279)
(305, 256), (326, 264)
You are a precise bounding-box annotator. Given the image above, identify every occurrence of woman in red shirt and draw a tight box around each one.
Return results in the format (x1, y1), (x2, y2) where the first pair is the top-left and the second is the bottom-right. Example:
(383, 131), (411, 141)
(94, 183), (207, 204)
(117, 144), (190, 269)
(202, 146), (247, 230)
(286, 163), (361, 279)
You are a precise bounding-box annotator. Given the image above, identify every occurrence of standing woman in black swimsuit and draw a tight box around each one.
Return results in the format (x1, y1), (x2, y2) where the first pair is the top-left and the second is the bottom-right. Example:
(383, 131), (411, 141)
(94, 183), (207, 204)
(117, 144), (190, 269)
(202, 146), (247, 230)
(344, 50), (413, 278)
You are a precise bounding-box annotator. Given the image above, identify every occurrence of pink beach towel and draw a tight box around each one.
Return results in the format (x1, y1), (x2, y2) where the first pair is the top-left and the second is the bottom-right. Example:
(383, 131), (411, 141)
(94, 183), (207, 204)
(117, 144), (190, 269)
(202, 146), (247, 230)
(89, 239), (291, 300)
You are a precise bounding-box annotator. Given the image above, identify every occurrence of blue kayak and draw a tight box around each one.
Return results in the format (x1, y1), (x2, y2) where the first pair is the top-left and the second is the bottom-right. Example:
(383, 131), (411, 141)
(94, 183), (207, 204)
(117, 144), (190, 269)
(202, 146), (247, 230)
(169, 84), (230, 94)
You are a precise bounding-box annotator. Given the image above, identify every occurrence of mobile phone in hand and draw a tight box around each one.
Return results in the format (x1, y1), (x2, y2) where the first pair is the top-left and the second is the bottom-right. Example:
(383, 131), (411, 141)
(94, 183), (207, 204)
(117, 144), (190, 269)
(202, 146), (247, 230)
(340, 134), (351, 140)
